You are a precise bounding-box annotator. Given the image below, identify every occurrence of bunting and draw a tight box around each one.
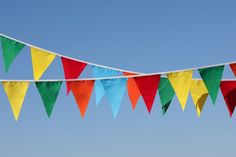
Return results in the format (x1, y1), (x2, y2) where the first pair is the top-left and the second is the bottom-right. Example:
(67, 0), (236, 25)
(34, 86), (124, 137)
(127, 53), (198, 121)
(167, 70), (193, 111)
(61, 57), (87, 95)
(30, 47), (56, 80)
(101, 78), (127, 118)
(198, 66), (224, 104)
(69, 80), (94, 118)
(35, 81), (62, 118)
(158, 78), (175, 115)
(123, 72), (141, 110)
(2, 81), (29, 121)
(92, 66), (119, 105)
(220, 81), (236, 117)
(1, 34), (236, 120)
(189, 80), (208, 117)
(134, 75), (160, 113)
(0, 36), (25, 72)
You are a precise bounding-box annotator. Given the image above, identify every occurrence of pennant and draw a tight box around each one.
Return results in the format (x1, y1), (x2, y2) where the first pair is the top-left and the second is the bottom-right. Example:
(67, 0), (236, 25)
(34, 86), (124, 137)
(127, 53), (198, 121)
(2, 81), (29, 121)
(61, 57), (87, 95)
(220, 81), (236, 117)
(0, 36), (25, 72)
(229, 63), (236, 77)
(123, 72), (141, 110)
(134, 75), (160, 113)
(158, 78), (175, 115)
(92, 66), (119, 105)
(189, 80), (208, 117)
(167, 70), (193, 111)
(30, 47), (56, 80)
(69, 80), (94, 118)
(35, 81), (62, 118)
(101, 78), (127, 118)
(198, 65), (224, 104)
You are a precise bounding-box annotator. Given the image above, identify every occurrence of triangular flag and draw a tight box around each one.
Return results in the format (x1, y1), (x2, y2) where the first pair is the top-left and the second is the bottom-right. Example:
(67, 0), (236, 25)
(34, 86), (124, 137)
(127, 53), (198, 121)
(92, 66), (119, 105)
(167, 70), (193, 111)
(0, 36), (25, 72)
(68, 80), (94, 118)
(189, 80), (208, 117)
(198, 65), (224, 104)
(30, 47), (56, 80)
(134, 75), (160, 113)
(158, 77), (175, 115)
(220, 81), (236, 117)
(61, 57), (87, 95)
(35, 81), (62, 118)
(2, 81), (29, 121)
(229, 63), (236, 77)
(101, 78), (127, 118)
(123, 72), (141, 110)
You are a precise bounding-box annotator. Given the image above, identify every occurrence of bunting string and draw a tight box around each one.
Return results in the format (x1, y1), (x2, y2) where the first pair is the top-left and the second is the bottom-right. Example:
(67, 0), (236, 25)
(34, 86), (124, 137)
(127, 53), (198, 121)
(0, 33), (236, 81)
(1, 33), (236, 120)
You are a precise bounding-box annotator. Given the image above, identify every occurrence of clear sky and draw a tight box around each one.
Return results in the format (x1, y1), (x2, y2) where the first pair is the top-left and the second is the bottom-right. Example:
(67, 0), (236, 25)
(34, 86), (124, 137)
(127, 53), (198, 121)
(0, 0), (236, 156)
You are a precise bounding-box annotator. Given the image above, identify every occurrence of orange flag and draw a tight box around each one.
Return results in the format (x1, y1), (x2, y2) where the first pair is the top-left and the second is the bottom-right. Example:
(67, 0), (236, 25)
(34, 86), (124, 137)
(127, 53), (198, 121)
(230, 63), (236, 77)
(68, 80), (94, 118)
(123, 72), (141, 110)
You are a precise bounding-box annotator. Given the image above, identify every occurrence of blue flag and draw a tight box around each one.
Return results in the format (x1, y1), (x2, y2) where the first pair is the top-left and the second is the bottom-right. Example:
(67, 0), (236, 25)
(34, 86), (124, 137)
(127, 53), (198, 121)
(101, 78), (127, 118)
(92, 66), (119, 105)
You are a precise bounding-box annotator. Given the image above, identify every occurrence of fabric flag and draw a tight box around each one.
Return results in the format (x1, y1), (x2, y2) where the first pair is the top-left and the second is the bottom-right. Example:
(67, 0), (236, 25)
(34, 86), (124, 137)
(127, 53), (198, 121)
(92, 66), (119, 105)
(35, 81), (62, 118)
(167, 70), (193, 111)
(0, 36), (25, 73)
(189, 80), (208, 117)
(30, 47), (56, 80)
(101, 78), (127, 118)
(2, 81), (29, 121)
(61, 57), (87, 95)
(220, 81), (236, 117)
(134, 75), (160, 113)
(69, 80), (94, 118)
(123, 72), (141, 110)
(229, 63), (236, 77)
(158, 77), (175, 115)
(198, 65), (224, 104)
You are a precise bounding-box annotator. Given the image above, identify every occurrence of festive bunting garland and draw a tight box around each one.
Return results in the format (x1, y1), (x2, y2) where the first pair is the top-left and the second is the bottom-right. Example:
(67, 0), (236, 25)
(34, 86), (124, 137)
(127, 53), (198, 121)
(1, 33), (236, 121)
(1, 33), (236, 81)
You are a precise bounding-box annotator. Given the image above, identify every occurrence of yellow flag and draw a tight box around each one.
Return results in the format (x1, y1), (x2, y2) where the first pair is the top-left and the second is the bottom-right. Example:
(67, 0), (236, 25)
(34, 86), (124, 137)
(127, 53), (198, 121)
(30, 47), (56, 80)
(2, 81), (29, 121)
(190, 80), (208, 117)
(167, 70), (193, 111)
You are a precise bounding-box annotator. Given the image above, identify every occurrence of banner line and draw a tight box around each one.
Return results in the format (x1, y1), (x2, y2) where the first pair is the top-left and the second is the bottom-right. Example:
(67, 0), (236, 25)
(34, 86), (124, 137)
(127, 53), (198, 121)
(1, 33), (236, 81)
(0, 77), (236, 82)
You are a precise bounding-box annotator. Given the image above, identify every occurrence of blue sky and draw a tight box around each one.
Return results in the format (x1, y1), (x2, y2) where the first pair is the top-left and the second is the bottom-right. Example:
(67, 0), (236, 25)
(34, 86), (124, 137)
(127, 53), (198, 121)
(0, 0), (236, 156)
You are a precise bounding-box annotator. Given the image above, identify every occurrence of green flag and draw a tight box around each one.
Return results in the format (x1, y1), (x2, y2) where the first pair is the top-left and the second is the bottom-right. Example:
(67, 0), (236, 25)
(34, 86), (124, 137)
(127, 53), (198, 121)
(158, 77), (175, 115)
(0, 36), (25, 72)
(35, 81), (62, 118)
(198, 65), (224, 104)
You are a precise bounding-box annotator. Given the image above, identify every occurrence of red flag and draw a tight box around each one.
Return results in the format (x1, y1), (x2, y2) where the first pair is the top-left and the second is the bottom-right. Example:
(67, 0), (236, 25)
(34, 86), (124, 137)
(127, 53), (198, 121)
(230, 63), (236, 77)
(220, 81), (236, 117)
(61, 57), (87, 94)
(134, 75), (160, 113)
(123, 72), (141, 110)
(68, 80), (94, 118)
